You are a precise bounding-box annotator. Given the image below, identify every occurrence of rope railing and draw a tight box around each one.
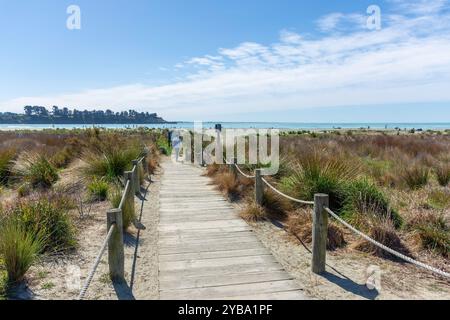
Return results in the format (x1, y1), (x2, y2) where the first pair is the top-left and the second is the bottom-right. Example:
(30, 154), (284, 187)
(77, 148), (150, 300)
(234, 163), (256, 179)
(119, 180), (131, 211)
(78, 224), (116, 300)
(324, 207), (450, 279)
(219, 159), (450, 279)
(261, 177), (314, 205)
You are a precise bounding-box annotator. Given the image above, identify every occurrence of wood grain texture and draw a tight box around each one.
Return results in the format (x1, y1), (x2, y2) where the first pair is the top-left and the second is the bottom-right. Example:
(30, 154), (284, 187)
(158, 158), (307, 300)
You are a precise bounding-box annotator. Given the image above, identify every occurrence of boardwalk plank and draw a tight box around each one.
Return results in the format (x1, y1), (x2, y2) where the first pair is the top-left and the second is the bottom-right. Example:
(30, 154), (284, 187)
(158, 159), (306, 300)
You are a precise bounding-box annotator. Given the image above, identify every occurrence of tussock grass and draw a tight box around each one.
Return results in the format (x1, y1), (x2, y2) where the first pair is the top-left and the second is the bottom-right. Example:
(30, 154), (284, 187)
(0, 218), (44, 283)
(280, 151), (359, 211)
(212, 171), (241, 201)
(0, 148), (16, 185)
(342, 179), (402, 229)
(16, 153), (59, 189)
(109, 186), (135, 230)
(401, 164), (430, 189)
(9, 196), (76, 253)
(87, 177), (109, 201)
(287, 212), (346, 250)
(352, 217), (410, 259)
(51, 146), (76, 169)
(406, 213), (449, 257)
(82, 141), (142, 182)
(434, 162), (450, 186)
(262, 190), (292, 220)
(239, 201), (266, 222)
(427, 189), (450, 210)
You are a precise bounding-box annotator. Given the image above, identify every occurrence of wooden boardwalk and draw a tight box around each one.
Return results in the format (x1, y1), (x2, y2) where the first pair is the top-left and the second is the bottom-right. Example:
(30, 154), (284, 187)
(158, 158), (307, 300)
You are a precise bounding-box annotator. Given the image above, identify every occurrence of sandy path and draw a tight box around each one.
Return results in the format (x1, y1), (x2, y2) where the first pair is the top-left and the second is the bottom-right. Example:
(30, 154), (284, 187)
(15, 169), (161, 300)
(243, 217), (450, 300)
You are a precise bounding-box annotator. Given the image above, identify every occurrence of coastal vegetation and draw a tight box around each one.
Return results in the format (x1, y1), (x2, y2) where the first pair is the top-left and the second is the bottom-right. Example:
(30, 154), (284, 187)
(0, 106), (167, 124)
(207, 131), (450, 268)
(0, 128), (164, 297)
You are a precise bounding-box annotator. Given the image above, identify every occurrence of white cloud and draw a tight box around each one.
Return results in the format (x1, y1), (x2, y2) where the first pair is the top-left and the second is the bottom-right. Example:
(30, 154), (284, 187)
(316, 13), (366, 32)
(389, 0), (449, 15)
(2, 1), (450, 121)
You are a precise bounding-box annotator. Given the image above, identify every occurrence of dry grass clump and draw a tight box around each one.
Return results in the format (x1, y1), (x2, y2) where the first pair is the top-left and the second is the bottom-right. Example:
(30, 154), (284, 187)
(351, 217), (410, 259)
(262, 190), (292, 220)
(239, 201), (267, 222)
(205, 163), (221, 177)
(434, 162), (450, 186)
(212, 171), (242, 201)
(401, 164), (430, 190)
(426, 189), (450, 210)
(286, 211), (346, 251)
(406, 212), (449, 258)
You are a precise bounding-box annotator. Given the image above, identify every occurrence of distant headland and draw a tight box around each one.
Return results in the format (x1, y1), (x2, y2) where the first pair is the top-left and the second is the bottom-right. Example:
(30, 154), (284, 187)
(0, 106), (171, 124)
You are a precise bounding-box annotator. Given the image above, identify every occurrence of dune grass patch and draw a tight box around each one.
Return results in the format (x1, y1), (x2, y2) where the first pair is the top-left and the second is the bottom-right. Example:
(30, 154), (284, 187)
(0, 148), (16, 185)
(87, 177), (109, 201)
(0, 218), (44, 284)
(17, 153), (59, 189)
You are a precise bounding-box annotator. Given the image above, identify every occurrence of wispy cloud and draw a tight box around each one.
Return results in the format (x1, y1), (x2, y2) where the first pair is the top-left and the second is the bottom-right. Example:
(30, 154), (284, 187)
(2, 0), (450, 120)
(316, 13), (366, 32)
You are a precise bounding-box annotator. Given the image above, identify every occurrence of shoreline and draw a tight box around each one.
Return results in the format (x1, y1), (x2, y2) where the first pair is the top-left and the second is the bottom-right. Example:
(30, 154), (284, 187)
(0, 123), (449, 132)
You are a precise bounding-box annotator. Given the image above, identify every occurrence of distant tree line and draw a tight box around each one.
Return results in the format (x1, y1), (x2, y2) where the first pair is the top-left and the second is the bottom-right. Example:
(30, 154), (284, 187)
(0, 106), (168, 124)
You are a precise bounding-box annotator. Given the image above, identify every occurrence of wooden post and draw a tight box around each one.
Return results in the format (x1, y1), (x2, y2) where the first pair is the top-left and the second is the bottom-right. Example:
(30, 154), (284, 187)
(255, 169), (263, 206)
(142, 148), (149, 175)
(125, 171), (135, 195)
(312, 193), (329, 274)
(107, 208), (125, 281)
(229, 158), (237, 178)
(132, 160), (140, 195)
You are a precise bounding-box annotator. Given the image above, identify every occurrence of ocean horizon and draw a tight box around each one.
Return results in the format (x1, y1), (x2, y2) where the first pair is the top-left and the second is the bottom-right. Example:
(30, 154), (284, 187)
(0, 122), (449, 131)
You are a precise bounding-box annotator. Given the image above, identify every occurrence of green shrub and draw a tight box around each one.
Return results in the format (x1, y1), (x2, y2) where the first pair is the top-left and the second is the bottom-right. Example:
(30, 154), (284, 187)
(0, 149), (16, 185)
(157, 137), (172, 156)
(11, 198), (76, 253)
(19, 154), (59, 188)
(0, 219), (44, 283)
(87, 177), (109, 201)
(341, 179), (402, 229)
(401, 164), (429, 189)
(280, 152), (358, 210)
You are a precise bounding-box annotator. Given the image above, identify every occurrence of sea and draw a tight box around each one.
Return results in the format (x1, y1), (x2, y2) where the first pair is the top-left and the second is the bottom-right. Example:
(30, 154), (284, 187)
(0, 122), (449, 131)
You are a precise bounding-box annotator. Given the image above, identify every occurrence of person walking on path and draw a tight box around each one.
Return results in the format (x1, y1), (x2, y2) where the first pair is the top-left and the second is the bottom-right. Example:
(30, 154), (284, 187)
(171, 132), (182, 162)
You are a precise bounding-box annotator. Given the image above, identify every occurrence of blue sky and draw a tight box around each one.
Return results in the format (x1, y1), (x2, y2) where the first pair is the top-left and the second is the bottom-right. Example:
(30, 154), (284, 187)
(1, 0), (450, 122)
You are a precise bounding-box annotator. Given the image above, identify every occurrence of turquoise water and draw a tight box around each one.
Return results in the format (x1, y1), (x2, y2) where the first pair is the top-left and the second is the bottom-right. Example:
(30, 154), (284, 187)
(0, 122), (449, 130)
